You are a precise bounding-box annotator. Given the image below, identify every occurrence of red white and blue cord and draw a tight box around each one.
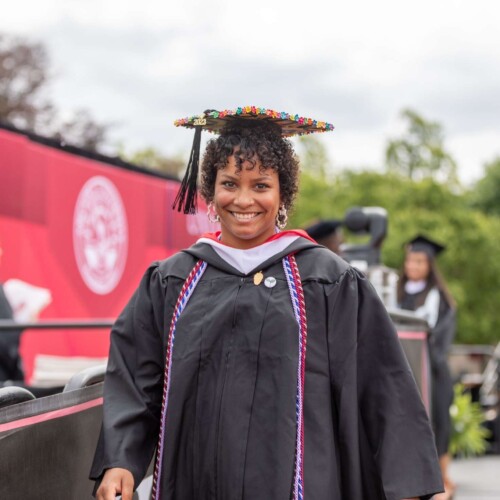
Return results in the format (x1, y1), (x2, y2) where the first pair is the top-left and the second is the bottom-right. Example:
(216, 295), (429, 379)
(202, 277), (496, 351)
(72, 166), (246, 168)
(283, 254), (307, 500)
(151, 259), (207, 500)
(152, 254), (307, 499)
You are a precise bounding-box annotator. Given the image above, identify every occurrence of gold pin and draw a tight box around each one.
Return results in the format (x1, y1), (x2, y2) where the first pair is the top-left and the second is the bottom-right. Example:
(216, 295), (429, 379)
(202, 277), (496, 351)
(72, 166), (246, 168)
(253, 271), (264, 286)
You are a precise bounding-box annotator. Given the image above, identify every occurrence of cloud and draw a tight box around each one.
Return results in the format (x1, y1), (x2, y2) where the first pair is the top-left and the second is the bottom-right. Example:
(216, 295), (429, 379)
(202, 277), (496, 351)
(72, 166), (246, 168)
(0, 0), (499, 183)
(418, 54), (500, 134)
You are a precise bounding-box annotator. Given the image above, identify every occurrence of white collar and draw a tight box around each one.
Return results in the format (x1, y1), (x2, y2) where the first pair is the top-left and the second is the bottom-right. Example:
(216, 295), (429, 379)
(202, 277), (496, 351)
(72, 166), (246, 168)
(196, 235), (300, 274)
(405, 280), (427, 294)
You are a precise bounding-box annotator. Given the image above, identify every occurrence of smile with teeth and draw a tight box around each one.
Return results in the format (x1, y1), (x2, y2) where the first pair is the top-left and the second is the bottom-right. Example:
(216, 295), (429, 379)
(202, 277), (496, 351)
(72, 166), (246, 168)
(230, 211), (261, 220)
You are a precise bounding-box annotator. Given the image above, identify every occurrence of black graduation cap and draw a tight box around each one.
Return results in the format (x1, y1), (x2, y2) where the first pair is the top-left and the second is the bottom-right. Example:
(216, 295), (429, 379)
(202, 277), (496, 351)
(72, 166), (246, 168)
(304, 219), (343, 240)
(172, 106), (335, 214)
(406, 234), (445, 258)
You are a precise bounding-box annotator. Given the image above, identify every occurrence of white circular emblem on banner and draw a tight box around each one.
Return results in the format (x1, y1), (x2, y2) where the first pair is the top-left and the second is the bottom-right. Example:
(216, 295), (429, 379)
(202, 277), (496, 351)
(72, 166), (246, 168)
(73, 176), (128, 295)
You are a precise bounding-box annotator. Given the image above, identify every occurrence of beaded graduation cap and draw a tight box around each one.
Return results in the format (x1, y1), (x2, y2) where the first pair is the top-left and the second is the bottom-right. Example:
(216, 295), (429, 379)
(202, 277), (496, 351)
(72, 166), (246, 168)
(173, 106), (335, 214)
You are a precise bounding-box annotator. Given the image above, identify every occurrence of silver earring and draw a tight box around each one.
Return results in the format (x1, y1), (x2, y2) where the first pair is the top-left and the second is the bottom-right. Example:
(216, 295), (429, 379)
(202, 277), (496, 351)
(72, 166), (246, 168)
(276, 205), (288, 230)
(207, 202), (220, 223)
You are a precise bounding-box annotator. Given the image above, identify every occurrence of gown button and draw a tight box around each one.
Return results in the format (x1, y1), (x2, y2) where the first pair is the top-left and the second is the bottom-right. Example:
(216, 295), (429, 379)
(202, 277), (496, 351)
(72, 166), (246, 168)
(264, 277), (277, 288)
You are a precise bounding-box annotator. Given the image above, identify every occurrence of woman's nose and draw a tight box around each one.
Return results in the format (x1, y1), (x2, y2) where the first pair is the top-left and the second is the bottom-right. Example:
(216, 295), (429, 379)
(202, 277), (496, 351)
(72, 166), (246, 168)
(234, 189), (254, 207)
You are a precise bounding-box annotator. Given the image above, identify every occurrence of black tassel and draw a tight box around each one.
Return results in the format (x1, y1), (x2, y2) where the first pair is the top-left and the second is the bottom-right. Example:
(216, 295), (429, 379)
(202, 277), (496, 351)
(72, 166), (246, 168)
(172, 125), (203, 214)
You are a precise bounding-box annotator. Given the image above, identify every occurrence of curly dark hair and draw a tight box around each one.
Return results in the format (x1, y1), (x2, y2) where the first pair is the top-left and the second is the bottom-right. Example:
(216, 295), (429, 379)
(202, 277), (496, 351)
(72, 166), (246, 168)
(200, 121), (300, 211)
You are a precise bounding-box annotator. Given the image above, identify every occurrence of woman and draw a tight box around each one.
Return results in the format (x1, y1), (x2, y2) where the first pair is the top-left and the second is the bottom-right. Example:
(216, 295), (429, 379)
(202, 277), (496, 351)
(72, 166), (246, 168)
(91, 107), (443, 500)
(398, 235), (457, 500)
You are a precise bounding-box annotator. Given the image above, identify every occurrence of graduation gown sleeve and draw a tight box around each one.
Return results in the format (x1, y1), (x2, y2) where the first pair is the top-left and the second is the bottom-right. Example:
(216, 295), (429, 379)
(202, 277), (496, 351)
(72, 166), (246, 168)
(326, 268), (443, 500)
(428, 295), (456, 368)
(90, 263), (166, 488)
(428, 294), (456, 456)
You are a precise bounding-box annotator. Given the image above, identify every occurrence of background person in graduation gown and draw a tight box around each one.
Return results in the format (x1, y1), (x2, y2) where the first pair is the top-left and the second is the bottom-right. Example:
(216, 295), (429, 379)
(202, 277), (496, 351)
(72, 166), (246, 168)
(304, 219), (343, 254)
(0, 240), (24, 382)
(91, 107), (443, 500)
(398, 235), (457, 500)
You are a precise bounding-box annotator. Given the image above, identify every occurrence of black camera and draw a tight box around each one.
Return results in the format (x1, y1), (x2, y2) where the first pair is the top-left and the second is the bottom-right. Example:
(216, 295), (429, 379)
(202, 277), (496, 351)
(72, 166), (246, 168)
(340, 206), (388, 268)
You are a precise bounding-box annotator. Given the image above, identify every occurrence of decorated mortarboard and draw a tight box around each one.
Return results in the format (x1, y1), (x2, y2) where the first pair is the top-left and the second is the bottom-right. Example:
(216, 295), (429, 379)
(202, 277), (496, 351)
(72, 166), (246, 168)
(173, 106), (335, 214)
(304, 219), (343, 240)
(406, 234), (445, 257)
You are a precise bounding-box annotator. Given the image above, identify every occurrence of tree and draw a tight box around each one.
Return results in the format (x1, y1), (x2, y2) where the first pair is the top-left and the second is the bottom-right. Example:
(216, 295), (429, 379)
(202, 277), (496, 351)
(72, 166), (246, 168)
(469, 156), (500, 216)
(297, 135), (331, 179)
(289, 136), (337, 227)
(121, 146), (185, 178)
(290, 169), (336, 226)
(0, 33), (54, 130)
(52, 109), (111, 153)
(0, 32), (110, 152)
(385, 109), (458, 184)
(291, 107), (500, 345)
(291, 165), (500, 345)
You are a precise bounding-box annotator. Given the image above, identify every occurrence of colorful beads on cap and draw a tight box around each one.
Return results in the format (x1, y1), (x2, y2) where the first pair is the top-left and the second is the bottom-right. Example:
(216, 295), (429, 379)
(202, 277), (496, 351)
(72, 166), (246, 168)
(174, 106), (334, 137)
(152, 254), (308, 499)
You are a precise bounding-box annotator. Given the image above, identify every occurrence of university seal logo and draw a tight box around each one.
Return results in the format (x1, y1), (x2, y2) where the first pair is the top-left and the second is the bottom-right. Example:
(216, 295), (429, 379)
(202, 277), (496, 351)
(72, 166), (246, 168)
(73, 176), (128, 295)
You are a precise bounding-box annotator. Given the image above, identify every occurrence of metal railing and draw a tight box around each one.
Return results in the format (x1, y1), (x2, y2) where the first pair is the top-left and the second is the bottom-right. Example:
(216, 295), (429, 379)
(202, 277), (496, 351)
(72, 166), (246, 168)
(0, 319), (115, 331)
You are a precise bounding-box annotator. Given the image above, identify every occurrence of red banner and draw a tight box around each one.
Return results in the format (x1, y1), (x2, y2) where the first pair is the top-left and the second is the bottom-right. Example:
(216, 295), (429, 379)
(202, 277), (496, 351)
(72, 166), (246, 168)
(0, 127), (216, 382)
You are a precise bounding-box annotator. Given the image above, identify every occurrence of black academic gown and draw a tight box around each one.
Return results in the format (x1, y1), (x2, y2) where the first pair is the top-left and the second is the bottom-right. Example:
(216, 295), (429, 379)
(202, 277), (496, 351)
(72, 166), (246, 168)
(0, 284), (24, 382)
(91, 238), (443, 499)
(400, 289), (456, 456)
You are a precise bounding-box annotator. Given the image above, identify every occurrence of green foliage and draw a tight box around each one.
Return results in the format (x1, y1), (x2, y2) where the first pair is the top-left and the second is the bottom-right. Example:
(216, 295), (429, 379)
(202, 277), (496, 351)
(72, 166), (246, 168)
(118, 145), (185, 178)
(291, 170), (336, 226)
(291, 107), (500, 345)
(296, 135), (330, 179)
(449, 384), (491, 457)
(290, 166), (500, 344)
(385, 109), (458, 184)
(469, 157), (500, 216)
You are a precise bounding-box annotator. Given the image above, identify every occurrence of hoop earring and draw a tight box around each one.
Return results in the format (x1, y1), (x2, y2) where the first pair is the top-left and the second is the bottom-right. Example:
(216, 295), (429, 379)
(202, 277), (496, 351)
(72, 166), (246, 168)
(207, 202), (220, 223)
(276, 205), (288, 230)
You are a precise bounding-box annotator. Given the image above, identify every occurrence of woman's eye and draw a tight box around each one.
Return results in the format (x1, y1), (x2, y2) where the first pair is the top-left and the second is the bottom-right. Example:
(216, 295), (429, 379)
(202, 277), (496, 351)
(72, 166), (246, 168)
(222, 181), (236, 188)
(255, 183), (270, 190)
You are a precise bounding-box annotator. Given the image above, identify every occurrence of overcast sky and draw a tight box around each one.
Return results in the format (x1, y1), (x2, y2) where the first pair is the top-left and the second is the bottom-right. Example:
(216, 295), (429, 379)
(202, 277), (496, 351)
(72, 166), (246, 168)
(2, 0), (499, 184)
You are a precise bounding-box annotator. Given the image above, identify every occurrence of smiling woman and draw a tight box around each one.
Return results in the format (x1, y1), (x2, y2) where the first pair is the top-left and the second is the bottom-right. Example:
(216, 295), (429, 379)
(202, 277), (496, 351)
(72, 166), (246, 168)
(200, 119), (299, 217)
(90, 107), (444, 500)
(211, 157), (281, 249)
(200, 119), (298, 249)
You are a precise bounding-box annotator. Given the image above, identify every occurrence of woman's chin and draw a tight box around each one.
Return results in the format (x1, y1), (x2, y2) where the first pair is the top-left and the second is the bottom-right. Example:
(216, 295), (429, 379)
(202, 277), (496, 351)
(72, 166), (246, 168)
(221, 226), (274, 247)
